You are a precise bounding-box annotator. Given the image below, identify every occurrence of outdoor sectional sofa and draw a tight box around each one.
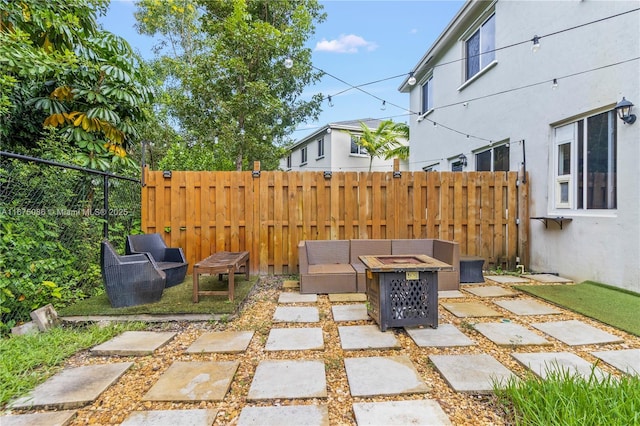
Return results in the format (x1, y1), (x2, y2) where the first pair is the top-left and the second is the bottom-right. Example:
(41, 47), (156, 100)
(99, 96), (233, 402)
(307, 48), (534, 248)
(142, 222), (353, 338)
(298, 238), (460, 294)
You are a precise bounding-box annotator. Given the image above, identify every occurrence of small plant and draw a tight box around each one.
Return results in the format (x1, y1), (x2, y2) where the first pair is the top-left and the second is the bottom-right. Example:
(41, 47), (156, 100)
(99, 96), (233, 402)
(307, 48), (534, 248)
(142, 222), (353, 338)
(459, 320), (476, 332)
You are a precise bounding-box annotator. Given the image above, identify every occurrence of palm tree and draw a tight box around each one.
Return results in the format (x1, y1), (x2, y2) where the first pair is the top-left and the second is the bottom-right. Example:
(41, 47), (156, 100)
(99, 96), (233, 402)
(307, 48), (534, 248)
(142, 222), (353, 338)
(348, 120), (409, 171)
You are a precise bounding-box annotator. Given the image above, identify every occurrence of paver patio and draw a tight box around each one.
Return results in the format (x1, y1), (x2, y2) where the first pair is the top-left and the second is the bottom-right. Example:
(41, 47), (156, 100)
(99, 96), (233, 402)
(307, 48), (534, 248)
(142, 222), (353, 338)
(238, 405), (330, 426)
(344, 355), (430, 397)
(429, 354), (517, 393)
(338, 325), (401, 350)
(493, 298), (561, 315)
(590, 349), (640, 375)
(247, 360), (327, 400)
(90, 331), (176, 356)
(464, 285), (517, 297)
(272, 306), (319, 323)
(265, 327), (324, 351)
(120, 409), (218, 426)
(278, 292), (317, 303)
(532, 320), (624, 345)
(186, 330), (254, 353)
(512, 352), (610, 381)
(441, 301), (503, 318)
(331, 303), (369, 321)
(352, 400), (452, 426)
(474, 322), (552, 346)
(405, 324), (476, 347)
(142, 361), (239, 401)
(485, 275), (530, 284)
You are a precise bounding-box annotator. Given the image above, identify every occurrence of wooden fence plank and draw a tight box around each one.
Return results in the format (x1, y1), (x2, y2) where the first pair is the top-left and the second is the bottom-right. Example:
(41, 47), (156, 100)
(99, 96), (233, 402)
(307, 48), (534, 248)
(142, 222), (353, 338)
(142, 171), (526, 274)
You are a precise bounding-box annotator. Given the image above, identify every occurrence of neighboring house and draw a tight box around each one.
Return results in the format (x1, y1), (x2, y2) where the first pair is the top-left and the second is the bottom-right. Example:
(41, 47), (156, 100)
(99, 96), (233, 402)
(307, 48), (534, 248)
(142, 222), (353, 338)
(399, 0), (639, 292)
(280, 119), (409, 172)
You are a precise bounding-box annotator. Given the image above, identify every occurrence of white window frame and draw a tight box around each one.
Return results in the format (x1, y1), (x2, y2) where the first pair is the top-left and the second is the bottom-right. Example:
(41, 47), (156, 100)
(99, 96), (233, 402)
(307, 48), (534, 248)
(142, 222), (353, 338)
(300, 146), (308, 166)
(474, 143), (510, 171)
(350, 135), (367, 156)
(464, 13), (496, 82)
(317, 137), (325, 159)
(421, 76), (433, 114)
(552, 111), (617, 213)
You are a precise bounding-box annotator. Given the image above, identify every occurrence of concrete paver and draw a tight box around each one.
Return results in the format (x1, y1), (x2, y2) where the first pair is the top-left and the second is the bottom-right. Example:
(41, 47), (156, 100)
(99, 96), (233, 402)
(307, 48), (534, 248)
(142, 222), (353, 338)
(338, 325), (401, 350)
(522, 274), (573, 283)
(90, 331), (176, 356)
(438, 290), (465, 298)
(265, 327), (324, 351)
(238, 405), (329, 426)
(10, 363), (133, 410)
(485, 275), (530, 284)
(328, 293), (367, 302)
(186, 330), (254, 354)
(273, 306), (319, 323)
(331, 304), (369, 321)
(0, 411), (77, 426)
(282, 280), (300, 289)
(120, 409), (218, 426)
(591, 349), (640, 376)
(278, 292), (318, 303)
(142, 361), (239, 402)
(344, 355), (429, 397)
(352, 400), (452, 426)
(512, 352), (610, 381)
(441, 301), (503, 318)
(532, 320), (624, 346)
(405, 324), (475, 347)
(474, 322), (551, 346)
(464, 286), (517, 297)
(493, 299), (561, 315)
(429, 354), (516, 393)
(247, 360), (327, 400)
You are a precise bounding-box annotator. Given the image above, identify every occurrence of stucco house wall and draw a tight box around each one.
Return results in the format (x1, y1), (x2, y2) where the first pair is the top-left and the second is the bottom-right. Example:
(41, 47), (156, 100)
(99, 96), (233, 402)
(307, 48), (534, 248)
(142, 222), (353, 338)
(400, 0), (639, 292)
(281, 119), (409, 172)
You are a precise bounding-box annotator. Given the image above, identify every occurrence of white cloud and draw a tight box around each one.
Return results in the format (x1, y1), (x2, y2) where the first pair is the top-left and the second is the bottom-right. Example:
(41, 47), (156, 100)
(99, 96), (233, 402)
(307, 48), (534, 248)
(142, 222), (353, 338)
(314, 34), (378, 53)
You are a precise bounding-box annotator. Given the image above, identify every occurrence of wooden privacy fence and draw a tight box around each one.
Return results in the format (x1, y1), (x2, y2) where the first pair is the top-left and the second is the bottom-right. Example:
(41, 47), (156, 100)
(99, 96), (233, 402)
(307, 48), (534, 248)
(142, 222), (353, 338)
(141, 168), (529, 275)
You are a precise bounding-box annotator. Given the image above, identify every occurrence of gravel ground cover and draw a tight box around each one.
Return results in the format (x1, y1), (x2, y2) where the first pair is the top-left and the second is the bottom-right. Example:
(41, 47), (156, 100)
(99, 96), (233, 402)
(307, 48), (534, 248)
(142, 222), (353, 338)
(49, 276), (640, 425)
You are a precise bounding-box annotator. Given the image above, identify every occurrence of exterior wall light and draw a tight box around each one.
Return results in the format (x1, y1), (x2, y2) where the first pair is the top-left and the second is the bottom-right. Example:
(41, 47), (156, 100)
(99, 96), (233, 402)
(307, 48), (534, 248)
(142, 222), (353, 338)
(615, 97), (636, 124)
(458, 154), (467, 167)
(323, 171), (332, 179)
(162, 171), (172, 178)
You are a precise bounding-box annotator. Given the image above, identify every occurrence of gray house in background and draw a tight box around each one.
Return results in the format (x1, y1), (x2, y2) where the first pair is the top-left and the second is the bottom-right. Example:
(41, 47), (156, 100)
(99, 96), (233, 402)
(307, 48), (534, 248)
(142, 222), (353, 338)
(399, 0), (639, 292)
(280, 119), (409, 172)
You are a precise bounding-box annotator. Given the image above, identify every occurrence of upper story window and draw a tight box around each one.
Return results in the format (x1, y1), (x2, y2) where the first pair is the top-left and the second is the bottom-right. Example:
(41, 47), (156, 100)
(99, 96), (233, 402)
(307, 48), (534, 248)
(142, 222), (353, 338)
(422, 77), (433, 113)
(317, 137), (325, 158)
(476, 143), (509, 171)
(350, 135), (367, 155)
(300, 146), (308, 165)
(553, 111), (617, 210)
(465, 13), (495, 81)
(286, 154), (291, 169)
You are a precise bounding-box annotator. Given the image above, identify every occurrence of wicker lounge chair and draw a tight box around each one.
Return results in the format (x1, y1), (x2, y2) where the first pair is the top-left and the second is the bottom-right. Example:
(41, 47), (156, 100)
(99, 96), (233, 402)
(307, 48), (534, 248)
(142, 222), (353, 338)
(101, 240), (166, 308)
(125, 234), (188, 287)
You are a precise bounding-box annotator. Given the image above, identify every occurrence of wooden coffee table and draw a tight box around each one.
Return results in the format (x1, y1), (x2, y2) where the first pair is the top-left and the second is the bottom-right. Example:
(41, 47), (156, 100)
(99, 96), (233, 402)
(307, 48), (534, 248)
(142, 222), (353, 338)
(192, 251), (250, 302)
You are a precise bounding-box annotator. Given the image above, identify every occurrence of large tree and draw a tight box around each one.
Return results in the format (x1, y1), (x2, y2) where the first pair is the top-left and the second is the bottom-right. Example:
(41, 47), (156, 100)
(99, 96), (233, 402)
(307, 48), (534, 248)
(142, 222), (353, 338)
(135, 0), (326, 170)
(0, 0), (152, 171)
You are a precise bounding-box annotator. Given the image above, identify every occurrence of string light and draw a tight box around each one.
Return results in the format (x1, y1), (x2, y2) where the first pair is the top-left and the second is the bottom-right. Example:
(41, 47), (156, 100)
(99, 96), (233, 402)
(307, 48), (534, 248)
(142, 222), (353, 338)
(327, 95), (333, 107)
(381, 100), (386, 110)
(284, 57), (293, 69)
(552, 78), (558, 89)
(408, 72), (416, 86)
(531, 35), (541, 52)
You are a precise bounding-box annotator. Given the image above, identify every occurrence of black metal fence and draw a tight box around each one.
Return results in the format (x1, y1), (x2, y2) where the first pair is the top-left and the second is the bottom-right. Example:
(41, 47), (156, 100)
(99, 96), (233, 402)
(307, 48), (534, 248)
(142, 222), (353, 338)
(0, 151), (142, 335)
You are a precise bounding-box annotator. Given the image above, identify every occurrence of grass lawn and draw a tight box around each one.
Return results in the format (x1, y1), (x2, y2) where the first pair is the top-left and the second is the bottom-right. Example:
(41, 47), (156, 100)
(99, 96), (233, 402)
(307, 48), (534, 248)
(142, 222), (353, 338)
(59, 274), (258, 317)
(516, 281), (640, 336)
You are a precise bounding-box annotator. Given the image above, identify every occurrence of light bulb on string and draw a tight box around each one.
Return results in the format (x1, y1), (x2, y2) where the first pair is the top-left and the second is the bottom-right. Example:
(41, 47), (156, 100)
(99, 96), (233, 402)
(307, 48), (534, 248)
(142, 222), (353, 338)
(276, 117), (283, 125)
(327, 95), (334, 107)
(381, 100), (386, 110)
(552, 78), (558, 89)
(284, 57), (293, 69)
(408, 72), (416, 86)
(531, 35), (540, 52)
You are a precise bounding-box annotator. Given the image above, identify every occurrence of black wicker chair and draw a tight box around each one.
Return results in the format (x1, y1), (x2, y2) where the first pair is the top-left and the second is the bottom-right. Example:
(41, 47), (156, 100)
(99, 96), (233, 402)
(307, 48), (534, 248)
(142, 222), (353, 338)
(125, 234), (188, 287)
(101, 240), (166, 308)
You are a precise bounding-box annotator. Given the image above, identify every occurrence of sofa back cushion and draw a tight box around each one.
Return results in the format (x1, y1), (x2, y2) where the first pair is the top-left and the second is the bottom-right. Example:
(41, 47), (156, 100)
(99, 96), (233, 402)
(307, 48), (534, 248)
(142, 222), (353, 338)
(392, 239), (434, 257)
(350, 239), (392, 264)
(306, 240), (351, 264)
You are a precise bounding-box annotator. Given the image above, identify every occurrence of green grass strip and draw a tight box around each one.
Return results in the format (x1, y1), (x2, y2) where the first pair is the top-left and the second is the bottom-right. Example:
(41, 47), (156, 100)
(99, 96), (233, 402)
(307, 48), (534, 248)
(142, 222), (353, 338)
(495, 368), (640, 425)
(0, 322), (146, 406)
(515, 281), (640, 336)
(59, 274), (257, 316)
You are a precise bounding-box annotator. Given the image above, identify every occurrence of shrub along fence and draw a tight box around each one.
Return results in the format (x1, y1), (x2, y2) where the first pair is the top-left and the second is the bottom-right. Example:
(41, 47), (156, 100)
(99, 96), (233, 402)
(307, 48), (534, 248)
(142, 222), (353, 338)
(0, 152), (141, 335)
(142, 166), (529, 275)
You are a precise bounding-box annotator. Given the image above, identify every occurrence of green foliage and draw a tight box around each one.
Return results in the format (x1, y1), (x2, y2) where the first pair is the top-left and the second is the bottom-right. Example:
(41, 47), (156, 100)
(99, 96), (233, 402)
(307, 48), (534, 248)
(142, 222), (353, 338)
(0, 321), (146, 405)
(347, 120), (409, 171)
(495, 367), (640, 425)
(0, 0), (153, 171)
(135, 0), (326, 170)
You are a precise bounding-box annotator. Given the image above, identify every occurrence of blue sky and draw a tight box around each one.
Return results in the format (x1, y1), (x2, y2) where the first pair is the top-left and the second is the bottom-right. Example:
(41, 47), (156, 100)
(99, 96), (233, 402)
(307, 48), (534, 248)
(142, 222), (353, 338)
(100, 0), (465, 138)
